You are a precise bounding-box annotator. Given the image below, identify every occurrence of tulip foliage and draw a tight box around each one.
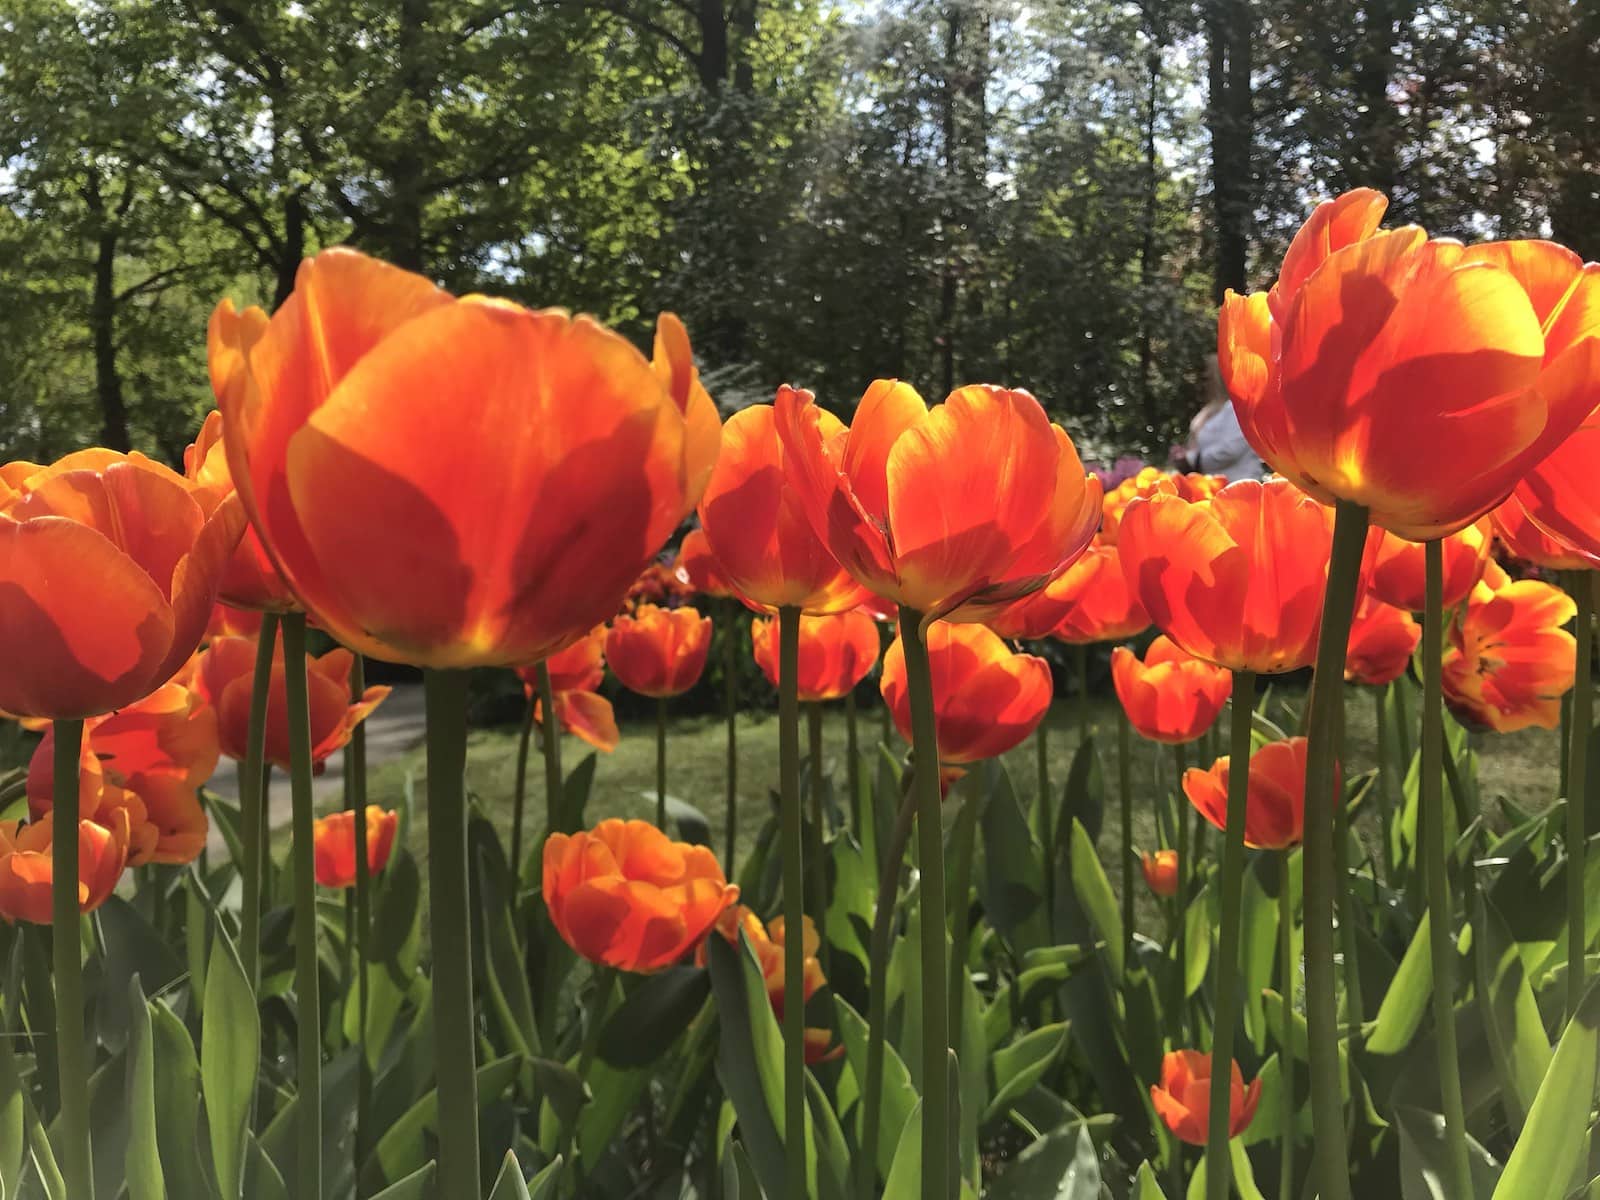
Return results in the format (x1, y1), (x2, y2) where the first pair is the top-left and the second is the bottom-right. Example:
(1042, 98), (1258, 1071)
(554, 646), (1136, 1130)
(2, 193), (1600, 1200)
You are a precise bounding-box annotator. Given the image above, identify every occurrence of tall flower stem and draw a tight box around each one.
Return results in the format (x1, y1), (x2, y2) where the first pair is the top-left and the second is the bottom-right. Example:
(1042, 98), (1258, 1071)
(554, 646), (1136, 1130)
(1278, 849), (1296, 1199)
(509, 695), (536, 883)
(845, 688), (860, 838)
(1420, 540), (1470, 1196)
(1566, 570), (1594, 1018)
(51, 717), (92, 1200)
(423, 668), (480, 1200)
(807, 702), (830, 970)
(1074, 643), (1090, 746)
(1037, 720), (1055, 927)
(240, 612), (280, 991)
(1372, 684), (1396, 885)
(1118, 713), (1134, 963)
(777, 606), (807, 1200)
(656, 697), (669, 829)
(1300, 499), (1367, 1200)
(724, 602), (740, 873)
(281, 613), (323, 1199)
(1204, 669), (1256, 1200)
(897, 606), (952, 1200)
(348, 653), (372, 1186)
(537, 661), (563, 835)
(859, 777), (919, 1200)
(1174, 741), (1189, 1040)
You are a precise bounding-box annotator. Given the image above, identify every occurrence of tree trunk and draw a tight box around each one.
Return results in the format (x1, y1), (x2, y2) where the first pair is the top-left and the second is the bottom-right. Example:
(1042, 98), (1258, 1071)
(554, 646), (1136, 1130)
(698, 0), (729, 92)
(1139, 42), (1162, 434)
(1206, 0), (1254, 302)
(389, 0), (431, 272)
(85, 170), (130, 452)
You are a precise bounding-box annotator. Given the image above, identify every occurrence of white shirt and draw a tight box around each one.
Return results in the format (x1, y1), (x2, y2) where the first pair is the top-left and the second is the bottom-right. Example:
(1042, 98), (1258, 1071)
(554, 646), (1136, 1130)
(1194, 403), (1265, 481)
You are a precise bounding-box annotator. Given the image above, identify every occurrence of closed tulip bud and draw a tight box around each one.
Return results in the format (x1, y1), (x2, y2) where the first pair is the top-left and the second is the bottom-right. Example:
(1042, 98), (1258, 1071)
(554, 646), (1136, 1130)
(1141, 850), (1179, 898)
(1342, 593), (1420, 687)
(605, 604), (713, 699)
(750, 609), (881, 702)
(312, 806), (400, 888)
(1110, 636), (1232, 745)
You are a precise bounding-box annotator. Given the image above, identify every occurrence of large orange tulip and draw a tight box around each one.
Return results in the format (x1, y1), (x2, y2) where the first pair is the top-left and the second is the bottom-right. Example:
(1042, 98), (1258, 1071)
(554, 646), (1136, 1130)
(214, 247), (720, 669)
(1219, 188), (1600, 540)
(1049, 542), (1152, 645)
(1361, 519), (1492, 612)
(750, 609), (880, 702)
(775, 382), (1101, 624)
(1491, 495), (1597, 572)
(1117, 479), (1330, 674)
(605, 605), (713, 698)
(1110, 636), (1232, 744)
(0, 450), (244, 719)
(880, 623), (1051, 765)
(542, 819), (739, 973)
(1442, 562), (1576, 733)
(515, 627), (619, 753)
(697, 400), (871, 613)
(673, 527), (736, 599)
(1100, 468), (1225, 546)
(185, 411), (298, 611)
(312, 806), (400, 888)
(1514, 420), (1600, 562)
(700, 906), (837, 1062)
(1150, 1050), (1262, 1147)
(1342, 592), (1420, 687)
(27, 683), (219, 866)
(1183, 736), (1327, 850)
(192, 635), (389, 770)
(0, 811), (132, 924)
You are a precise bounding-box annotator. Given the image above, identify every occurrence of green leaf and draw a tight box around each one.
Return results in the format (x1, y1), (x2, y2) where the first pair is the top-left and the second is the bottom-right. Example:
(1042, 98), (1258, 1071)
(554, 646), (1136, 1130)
(244, 1135), (288, 1200)
(835, 999), (916, 1182)
(0, 1034), (24, 1200)
(1473, 894), (1551, 1126)
(1133, 1161), (1169, 1199)
(487, 1150), (532, 1199)
(124, 976), (165, 1200)
(598, 966), (709, 1068)
(23, 1087), (65, 1200)
(148, 1001), (214, 1199)
(1056, 738), (1103, 852)
(987, 1122), (1102, 1198)
(470, 817), (541, 1058)
(881, 1099), (921, 1200)
(1068, 820), (1123, 982)
(369, 1054), (521, 1187)
(984, 1022), (1069, 1124)
(94, 897), (186, 1054)
(721, 1139), (761, 1199)
(1493, 982), (1600, 1199)
(1368, 911), (1433, 1055)
(367, 1163), (435, 1199)
(1397, 1106), (1502, 1198)
(201, 925), (258, 1200)
(977, 760), (1048, 952)
(524, 1155), (564, 1200)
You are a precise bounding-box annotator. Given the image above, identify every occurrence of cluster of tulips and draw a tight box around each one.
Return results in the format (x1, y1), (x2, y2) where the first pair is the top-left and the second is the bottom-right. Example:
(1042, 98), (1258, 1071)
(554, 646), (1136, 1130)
(2, 183), (1598, 1200)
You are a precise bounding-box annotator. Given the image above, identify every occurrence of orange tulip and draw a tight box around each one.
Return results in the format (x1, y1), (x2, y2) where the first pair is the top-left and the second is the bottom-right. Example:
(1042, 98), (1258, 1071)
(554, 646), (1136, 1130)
(312, 806), (400, 888)
(880, 623), (1052, 765)
(28, 683), (219, 866)
(205, 602), (264, 642)
(1343, 592), (1420, 687)
(700, 906), (837, 1062)
(0, 811), (132, 924)
(514, 627), (619, 753)
(750, 609), (881, 702)
(605, 604), (713, 698)
(542, 818), (740, 973)
(697, 400), (872, 613)
(775, 382), (1102, 623)
(673, 527), (737, 599)
(1100, 467), (1225, 546)
(1117, 479), (1330, 674)
(1150, 1049), (1262, 1147)
(214, 247), (720, 670)
(0, 450), (245, 719)
(1219, 188), (1600, 540)
(1491, 495), (1597, 572)
(192, 635), (389, 770)
(1110, 636), (1232, 745)
(1442, 563), (1577, 733)
(1514, 419), (1600, 562)
(1183, 736), (1327, 850)
(1049, 542), (1152, 645)
(185, 410), (298, 612)
(1142, 850), (1179, 898)
(1361, 519), (1492, 612)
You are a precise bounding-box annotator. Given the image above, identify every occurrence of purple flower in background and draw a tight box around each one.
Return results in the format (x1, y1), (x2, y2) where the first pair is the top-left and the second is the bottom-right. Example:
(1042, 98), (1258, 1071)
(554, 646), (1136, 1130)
(1089, 455), (1149, 491)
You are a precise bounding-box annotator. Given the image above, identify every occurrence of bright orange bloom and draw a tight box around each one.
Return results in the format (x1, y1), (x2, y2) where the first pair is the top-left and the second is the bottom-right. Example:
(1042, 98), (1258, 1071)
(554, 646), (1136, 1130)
(1442, 563), (1576, 733)
(1110, 636), (1232, 745)
(1219, 189), (1600, 541)
(1491, 495), (1598, 571)
(700, 906), (838, 1062)
(312, 806), (400, 888)
(1117, 479), (1330, 674)
(214, 248), (720, 670)
(1150, 1050), (1262, 1147)
(1049, 542), (1152, 645)
(880, 623), (1052, 765)
(185, 410), (298, 612)
(750, 609), (881, 702)
(1343, 592), (1420, 686)
(1515, 419), (1600, 563)
(28, 683), (219, 866)
(775, 382), (1102, 624)
(697, 400), (872, 614)
(605, 605), (713, 698)
(0, 811), (132, 924)
(673, 527), (737, 599)
(1361, 518), (1492, 612)
(542, 819), (739, 973)
(1141, 850), (1179, 898)
(1100, 468), (1225, 546)
(514, 627), (619, 753)
(191, 636), (388, 770)
(1183, 736), (1328, 850)
(0, 450), (244, 719)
